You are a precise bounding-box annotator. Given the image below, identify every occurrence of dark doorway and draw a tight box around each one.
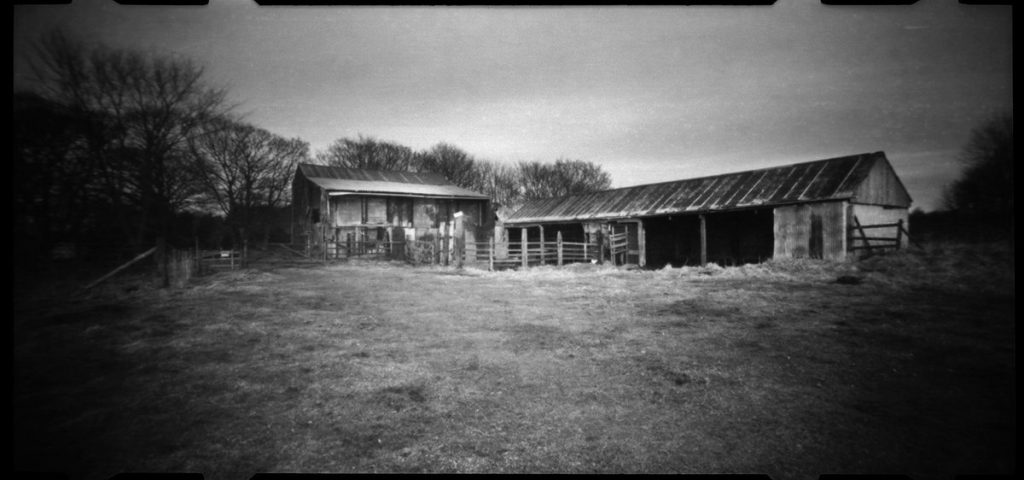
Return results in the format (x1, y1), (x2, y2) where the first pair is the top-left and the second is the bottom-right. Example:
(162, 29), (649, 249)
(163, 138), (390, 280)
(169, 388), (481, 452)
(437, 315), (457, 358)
(643, 208), (774, 268)
(809, 213), (823, 259)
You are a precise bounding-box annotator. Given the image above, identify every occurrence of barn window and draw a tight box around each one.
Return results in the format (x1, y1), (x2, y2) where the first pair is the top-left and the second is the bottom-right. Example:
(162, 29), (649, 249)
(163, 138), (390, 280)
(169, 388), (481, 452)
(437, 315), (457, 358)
(311, 208), (320, 224)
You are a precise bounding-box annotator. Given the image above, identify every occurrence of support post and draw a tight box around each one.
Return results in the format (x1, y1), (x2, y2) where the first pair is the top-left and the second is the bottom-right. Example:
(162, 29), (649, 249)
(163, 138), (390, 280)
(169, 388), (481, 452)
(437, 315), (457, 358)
(489, 236), (495, 271)
(521, 227), (528, 269)
(455, 214), (465, 269)
(539, 225), (546, 265)
(557, 230), (563, 266)
(433, 235), (440, 265)
(699, 214), (707, 266)
(896, 219), (904, 250)
(596, 228), (604, 265)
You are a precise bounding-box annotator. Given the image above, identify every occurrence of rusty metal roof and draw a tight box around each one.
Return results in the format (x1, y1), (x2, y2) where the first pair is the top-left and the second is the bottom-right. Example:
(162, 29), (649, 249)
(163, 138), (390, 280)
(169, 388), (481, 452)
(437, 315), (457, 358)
(506, 152), (903, 224)
(297, 163), (489, 199)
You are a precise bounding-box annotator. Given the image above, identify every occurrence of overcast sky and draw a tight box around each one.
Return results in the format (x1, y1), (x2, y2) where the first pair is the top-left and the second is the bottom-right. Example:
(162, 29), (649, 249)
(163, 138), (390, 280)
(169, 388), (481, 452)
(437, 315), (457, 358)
(12, 1), (1013, 212)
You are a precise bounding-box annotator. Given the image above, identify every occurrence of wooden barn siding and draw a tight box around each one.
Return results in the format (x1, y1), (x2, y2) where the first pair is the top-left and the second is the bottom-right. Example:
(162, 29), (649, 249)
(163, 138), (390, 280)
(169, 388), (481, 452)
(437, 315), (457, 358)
(318, 196), (489, 242)
(850, 203), (909, 248)
(773, 201), (848, 260)
(853, 158), (912, 207)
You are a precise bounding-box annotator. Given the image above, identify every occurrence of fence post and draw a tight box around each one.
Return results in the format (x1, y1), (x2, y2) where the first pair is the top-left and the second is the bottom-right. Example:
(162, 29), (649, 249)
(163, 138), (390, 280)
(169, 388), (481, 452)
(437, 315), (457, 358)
(896, 219), (904, 250)
(433, 235), (440, 265)
(455, 214), (465, 269)
(539, 225), (546, 265)
(243, 238), (249, 268)
(489, 236), (495, 271)
(194, 236), (201, 276)
(521, 227), (528, 269)
(557, 231), (563, 266)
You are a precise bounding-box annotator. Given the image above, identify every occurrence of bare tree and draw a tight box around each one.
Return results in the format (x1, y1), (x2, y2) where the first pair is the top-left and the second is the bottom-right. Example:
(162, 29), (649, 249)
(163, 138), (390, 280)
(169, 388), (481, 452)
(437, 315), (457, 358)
(28, 29), (231, 247)
(473, 159), (524, 213)
(315, 135), (416, 171)
(413, 143), (481, 188)
(518, 158), (611, 200)
(944, 112), (1013, 219)
(13, 91), (99, 258)
(190, 117), (309, 246)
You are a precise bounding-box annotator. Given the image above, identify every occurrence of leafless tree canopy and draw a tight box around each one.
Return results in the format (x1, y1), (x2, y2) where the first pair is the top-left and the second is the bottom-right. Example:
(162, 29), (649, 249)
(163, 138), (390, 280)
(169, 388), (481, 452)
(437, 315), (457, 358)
(313, 136), (613, 212)
(517, 158), (612, 200)
(943, 112), (1013, 219)
(190, 118), (310, 243)
(25, 29), (232, 246)
(315, 135), (416, 172)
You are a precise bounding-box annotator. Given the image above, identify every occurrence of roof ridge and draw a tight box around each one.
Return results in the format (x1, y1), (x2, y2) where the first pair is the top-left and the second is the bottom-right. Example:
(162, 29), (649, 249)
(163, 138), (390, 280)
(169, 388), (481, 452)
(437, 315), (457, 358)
(506, 151), (903, 222)
(518, 151), (884, 204)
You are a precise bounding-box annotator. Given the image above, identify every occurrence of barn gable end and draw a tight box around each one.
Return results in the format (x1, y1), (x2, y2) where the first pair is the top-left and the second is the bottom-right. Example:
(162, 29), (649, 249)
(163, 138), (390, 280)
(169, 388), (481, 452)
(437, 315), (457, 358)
(851, 156), (913, 208)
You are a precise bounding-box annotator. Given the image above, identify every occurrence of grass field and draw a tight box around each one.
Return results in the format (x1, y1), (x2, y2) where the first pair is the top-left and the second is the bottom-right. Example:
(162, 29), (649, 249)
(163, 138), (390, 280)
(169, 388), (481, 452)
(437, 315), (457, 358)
(13, 242), (1015, 479)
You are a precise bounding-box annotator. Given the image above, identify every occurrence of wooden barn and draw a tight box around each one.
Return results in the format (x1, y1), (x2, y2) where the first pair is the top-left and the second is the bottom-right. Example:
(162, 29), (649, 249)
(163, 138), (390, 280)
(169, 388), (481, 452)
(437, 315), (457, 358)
(292, 164), (491, 257)
(504, 151), (912, 267)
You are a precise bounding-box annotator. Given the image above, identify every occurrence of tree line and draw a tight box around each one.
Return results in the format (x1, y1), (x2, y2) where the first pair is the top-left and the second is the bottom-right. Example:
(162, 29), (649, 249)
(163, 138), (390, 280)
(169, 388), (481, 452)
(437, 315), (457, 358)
(14, 30), (612, 264)
(314, 136), (612, 211)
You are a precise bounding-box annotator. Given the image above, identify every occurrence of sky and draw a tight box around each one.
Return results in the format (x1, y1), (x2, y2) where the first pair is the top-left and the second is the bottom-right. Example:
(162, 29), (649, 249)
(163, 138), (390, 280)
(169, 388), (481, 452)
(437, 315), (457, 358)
(12, 1), (1013, 212)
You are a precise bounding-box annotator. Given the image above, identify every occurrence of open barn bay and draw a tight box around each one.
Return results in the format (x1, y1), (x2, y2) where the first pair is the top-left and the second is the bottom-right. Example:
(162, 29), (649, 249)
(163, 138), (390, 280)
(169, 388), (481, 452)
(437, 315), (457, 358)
(13, 245), (1015, 479)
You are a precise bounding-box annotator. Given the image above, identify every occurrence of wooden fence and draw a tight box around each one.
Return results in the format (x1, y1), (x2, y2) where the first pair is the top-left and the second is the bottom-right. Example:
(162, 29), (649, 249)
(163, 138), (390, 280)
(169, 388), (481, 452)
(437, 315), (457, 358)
(848, 217), (914, 255)
(196, 249), (242, 274)
(462, 232), (599, 270)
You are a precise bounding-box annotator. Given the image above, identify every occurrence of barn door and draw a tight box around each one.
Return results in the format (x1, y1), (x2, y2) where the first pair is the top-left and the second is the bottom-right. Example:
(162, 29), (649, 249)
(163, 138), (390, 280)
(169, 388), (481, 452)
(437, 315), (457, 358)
(809, 213), (823, 259)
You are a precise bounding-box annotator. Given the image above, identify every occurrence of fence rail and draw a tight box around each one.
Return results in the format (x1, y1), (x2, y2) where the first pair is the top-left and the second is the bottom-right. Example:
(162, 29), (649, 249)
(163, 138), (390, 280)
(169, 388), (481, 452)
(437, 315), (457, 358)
(848, 217), (912, 254)
(459, 237), (599, 270)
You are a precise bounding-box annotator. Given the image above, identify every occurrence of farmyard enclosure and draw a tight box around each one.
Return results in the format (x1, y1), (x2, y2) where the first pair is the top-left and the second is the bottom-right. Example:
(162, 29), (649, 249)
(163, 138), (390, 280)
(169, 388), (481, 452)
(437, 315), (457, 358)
(13, 242), (1015, 479)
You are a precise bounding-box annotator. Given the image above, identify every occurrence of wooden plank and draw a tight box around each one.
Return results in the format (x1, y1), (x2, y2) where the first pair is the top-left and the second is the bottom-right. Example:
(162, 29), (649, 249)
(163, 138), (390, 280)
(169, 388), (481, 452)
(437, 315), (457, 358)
(847, 236), (900, 242)
(521, 228), (528, 269)
(276, 243), (311, 259)
(851, 216), (873, 255)
(850, 245), (900, 251)
(855, 222), (903, 229)
(84, 246), (158, 290)
(557, 231), (563, 266)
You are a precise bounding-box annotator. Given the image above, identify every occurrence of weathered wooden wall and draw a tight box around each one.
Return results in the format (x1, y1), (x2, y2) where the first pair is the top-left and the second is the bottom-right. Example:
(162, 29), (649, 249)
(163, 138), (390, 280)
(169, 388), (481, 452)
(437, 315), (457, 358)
(853, 158), (913, 207)
(773, 201), (848, 260)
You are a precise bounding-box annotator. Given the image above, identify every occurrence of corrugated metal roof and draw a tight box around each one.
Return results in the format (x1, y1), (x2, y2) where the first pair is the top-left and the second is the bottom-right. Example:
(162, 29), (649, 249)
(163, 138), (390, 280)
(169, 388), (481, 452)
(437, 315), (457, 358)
(506, 152), (894, 224)
(297, 163), (489, 199)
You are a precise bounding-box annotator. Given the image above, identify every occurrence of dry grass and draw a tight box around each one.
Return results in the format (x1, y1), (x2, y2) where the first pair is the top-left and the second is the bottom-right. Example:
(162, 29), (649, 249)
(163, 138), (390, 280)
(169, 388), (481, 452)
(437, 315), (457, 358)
(13, 242), (1015, 479)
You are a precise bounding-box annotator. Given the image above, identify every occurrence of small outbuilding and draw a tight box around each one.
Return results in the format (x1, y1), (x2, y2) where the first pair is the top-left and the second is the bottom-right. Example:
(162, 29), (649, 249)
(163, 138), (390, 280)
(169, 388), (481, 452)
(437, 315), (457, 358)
(504, 151), (912, 267)
(292, 164), (491, 256)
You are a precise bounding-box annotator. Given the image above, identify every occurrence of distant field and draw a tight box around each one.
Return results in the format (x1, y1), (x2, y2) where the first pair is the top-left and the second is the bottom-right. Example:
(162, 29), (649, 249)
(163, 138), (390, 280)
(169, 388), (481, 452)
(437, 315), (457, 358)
(13, 242), (1015, 479)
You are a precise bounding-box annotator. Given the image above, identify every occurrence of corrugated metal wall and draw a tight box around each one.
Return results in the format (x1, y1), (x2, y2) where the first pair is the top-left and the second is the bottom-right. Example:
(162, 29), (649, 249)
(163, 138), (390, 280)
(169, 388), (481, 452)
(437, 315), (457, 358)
(774, 201), (848, 260)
